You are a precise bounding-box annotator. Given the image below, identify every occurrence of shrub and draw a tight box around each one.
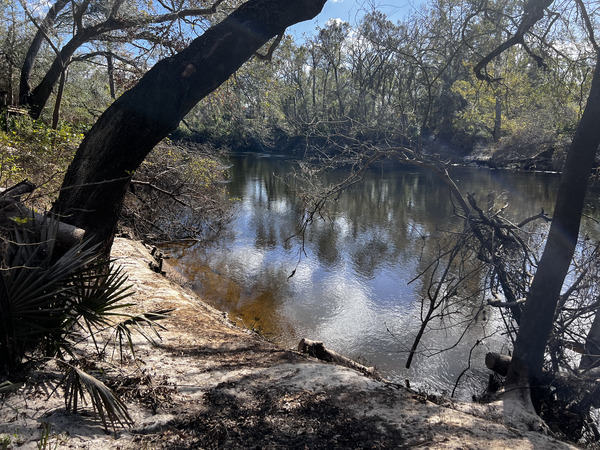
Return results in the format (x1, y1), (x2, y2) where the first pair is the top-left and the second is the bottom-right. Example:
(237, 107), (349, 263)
(121, 140), (233, 244)
(0, 216), (166, 430)
(0, 115), (85, 209)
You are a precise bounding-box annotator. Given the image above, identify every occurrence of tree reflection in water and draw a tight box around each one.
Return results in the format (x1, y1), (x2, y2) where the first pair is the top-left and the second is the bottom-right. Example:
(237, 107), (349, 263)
(165, 153), (580, 398)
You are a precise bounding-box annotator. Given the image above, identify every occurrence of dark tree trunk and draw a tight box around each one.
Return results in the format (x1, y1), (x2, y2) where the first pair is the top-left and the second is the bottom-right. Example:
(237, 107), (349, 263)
(27, 35), (84, 119)
(19, 0), (70, 106)
(107, 54), (116, 100)
(506, 53), (600, 389)
(51, 68), (67, 129)
(493, 96), (501, 142)
(52, 0), (326, 254)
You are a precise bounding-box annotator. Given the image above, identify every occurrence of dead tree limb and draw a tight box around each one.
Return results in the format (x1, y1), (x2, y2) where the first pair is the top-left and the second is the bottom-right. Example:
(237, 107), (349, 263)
(298, 338), (382, 380)
(1, 182), (85, 247)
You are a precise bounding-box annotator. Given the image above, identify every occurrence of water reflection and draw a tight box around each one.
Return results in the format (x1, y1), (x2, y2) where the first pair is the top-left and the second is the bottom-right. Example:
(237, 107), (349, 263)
(165, 153), (584, 398)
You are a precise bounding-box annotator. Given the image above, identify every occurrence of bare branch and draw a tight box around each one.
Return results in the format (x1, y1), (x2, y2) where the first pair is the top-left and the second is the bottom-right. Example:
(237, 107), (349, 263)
(516, 209), (551, 228)
(574, 0), (599, 52)
(474, 0), (553, 82)
(17, 0), (63, 56)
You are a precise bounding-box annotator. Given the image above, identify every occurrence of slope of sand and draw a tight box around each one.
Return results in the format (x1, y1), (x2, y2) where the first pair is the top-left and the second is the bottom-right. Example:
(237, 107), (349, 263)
(0, 238), (577, 449)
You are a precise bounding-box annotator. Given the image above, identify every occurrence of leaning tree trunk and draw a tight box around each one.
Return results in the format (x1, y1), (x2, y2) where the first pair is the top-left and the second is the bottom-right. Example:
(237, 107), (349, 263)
(52, 0), (326, 254)
(27, 34), (87, 119)
(18, 0), (69, 106)
(505, 52), (600, 415)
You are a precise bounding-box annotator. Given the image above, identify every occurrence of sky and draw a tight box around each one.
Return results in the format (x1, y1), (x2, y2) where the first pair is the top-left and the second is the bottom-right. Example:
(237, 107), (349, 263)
(287, 0), (420, 39)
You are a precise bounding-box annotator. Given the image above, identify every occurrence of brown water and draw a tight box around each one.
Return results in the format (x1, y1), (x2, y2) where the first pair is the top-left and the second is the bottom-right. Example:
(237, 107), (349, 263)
(165, 152), (600, 398)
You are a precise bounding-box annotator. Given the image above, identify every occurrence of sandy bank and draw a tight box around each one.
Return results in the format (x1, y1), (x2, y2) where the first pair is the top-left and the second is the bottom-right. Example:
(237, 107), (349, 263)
(0, 238), (576, 449)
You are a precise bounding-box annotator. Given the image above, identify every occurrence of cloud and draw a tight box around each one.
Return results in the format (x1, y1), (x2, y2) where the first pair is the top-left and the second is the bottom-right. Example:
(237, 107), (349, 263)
(325, 18), (345, 26)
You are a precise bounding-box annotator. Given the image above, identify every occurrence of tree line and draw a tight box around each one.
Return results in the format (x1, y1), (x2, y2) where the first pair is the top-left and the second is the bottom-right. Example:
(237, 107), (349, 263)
(1, 0), (591, 165)
(182, 0), (589, 167)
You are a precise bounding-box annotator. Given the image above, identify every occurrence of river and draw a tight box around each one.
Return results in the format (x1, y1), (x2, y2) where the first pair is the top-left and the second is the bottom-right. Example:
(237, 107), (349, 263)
(165, 152), (600, 399)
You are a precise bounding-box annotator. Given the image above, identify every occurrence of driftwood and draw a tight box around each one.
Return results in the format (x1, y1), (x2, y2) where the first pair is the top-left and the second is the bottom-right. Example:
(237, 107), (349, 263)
(298, 338), (382, 380)
(0, 181), (86, 248)
(0, 180), (36, 199)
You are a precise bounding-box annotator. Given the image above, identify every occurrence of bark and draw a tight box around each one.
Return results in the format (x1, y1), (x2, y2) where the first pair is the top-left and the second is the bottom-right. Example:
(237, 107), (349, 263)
(51, 68), (67, 129)
(18, 0), (69, 106)
(580, 309), (600, 371)
(297, 338), (381, 379)
(486, 352), (600, 410)
(52, 0), (326, 254)
(506, 52), (600, 391)
(485, 352), (511, 376)
(23, 2), (237, 119)
(0, 183), (85, 248)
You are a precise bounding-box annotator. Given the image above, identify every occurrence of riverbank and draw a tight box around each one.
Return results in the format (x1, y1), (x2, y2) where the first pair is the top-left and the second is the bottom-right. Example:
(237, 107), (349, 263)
(0, 238), (576, 449)
(223, 132), (565, 173)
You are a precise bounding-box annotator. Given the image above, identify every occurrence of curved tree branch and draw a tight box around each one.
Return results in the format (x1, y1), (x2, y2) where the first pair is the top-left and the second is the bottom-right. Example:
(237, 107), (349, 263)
(474, 0), (553, 82)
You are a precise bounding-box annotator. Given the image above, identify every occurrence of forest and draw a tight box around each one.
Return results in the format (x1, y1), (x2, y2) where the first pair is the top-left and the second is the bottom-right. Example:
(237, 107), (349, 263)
(1, 0), (600, 447)
(1, 0), (590, 167)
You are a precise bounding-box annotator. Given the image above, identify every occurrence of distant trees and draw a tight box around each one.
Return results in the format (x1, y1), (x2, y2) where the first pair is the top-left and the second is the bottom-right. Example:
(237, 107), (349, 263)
(0, 1), (31, 106)
(1, 0), (588, 157)
(177, 0), (587, 162)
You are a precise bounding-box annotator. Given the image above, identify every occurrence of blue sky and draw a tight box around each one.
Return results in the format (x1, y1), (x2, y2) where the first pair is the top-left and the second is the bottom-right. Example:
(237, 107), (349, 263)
(288, 0), (419, 38)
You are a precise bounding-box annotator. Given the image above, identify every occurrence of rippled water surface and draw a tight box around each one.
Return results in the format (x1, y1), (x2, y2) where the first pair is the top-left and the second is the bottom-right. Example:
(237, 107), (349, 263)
(165, 153), (600, 398)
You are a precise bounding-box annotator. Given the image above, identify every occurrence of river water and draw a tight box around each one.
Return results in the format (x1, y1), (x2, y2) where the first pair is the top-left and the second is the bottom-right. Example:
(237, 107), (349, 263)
(165, 152), (600, 398)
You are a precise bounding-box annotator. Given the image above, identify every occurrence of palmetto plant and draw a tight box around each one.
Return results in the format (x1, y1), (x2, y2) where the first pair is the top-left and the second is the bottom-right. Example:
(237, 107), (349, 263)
(0, 219), (165, 429)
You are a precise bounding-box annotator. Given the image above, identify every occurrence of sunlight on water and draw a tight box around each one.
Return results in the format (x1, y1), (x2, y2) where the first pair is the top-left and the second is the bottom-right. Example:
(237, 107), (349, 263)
(333, 216), (351, 237)
(227, 246), (265, 278)
(164, 153), (600, 399)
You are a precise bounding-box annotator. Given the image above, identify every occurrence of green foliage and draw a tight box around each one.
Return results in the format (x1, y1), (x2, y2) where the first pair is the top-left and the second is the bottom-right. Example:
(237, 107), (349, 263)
(36, 422), (58, 450)
(451, 51), (580, 163)
(176, 0), (591, 163)
(183, 55), (289, 148)
(113, 309), (171, 359)
(0, 434), (10, 450)
(47, 62), (116, 124)
(0, 222), (130, 370)
(0, 115), (84, 206)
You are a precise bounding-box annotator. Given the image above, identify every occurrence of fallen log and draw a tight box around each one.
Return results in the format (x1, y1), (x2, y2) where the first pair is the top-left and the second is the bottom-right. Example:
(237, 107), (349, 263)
(0, 180), (36, 199)
(1, 182), (86, 248)
(298, 338), (382, 380)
